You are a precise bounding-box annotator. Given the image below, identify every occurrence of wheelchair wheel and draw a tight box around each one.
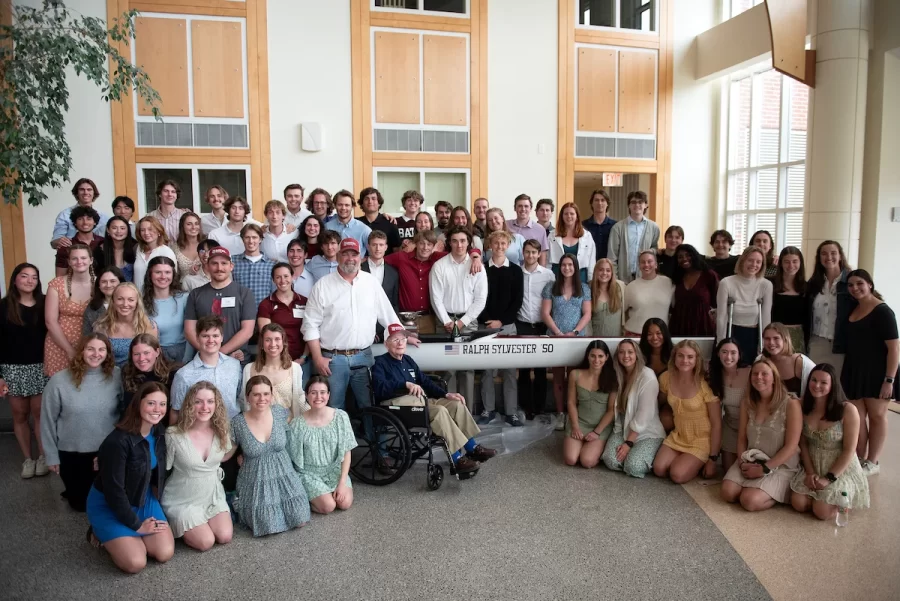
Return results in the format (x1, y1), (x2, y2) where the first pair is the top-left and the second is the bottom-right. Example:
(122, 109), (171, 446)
(350, 407), (411, 486)
(426, 464), (443, 491)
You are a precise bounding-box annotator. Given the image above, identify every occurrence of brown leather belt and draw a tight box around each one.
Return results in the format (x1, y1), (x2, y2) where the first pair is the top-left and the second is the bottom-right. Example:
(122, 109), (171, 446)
(322, 348), (367, 356)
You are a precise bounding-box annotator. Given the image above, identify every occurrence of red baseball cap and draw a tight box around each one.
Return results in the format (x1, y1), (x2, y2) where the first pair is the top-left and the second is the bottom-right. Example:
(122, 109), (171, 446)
(339, 238), (360, 254)
(207, 247), (231, 261)
(387, 323), (408, 339)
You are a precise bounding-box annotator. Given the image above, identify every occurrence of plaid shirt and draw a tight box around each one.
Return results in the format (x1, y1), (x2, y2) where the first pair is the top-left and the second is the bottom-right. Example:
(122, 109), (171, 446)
(232, 254), (276, 306)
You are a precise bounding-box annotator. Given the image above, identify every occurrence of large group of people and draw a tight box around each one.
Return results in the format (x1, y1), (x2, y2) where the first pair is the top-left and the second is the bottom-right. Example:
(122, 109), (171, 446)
(0, 178), (895, 573)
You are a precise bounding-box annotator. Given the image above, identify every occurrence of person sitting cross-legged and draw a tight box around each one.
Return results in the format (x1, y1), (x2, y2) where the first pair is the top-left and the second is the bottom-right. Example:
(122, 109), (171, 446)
(372, 324), (497, 474)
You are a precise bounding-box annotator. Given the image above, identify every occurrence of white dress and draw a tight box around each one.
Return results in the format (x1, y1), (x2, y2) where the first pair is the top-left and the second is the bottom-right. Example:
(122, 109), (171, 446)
(161, 427), (232, 538)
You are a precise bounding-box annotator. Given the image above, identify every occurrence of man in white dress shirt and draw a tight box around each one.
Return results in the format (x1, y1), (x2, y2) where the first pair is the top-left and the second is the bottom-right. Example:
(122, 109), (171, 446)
(208, 196), (253, 256)
(429, 226), (488, 412)
(200, 185), (229, 235)
(283, 183), (312, 228)
(516, 239), (556, 419)
(261, 200), (294, 262)
(301, 238), (403, 411)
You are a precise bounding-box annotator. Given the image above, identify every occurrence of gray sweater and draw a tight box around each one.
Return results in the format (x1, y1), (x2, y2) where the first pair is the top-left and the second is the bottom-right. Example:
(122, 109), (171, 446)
(40, 367), (123, 465)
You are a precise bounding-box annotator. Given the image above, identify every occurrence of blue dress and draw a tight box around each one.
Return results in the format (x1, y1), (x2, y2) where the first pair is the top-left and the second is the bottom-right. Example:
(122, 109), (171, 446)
(542, 282), (592, 335)
(110, 337), (132, 367)
(86, 434), (167, 543)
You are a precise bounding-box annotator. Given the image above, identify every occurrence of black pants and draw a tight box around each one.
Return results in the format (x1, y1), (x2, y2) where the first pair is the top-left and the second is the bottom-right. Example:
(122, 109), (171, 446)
(58, 450), (97, 512)
(221, 453), (240, 493)
(515, 320), (548, 415)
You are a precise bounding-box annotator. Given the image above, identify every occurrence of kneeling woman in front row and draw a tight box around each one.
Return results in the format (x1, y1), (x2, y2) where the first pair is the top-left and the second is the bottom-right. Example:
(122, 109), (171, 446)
(287, 377), (356, 514)
(563, 341), (618, 468)
(790, 364), (869, 519)
(86, 382), (173, 574)
(721, 358), (801, 511)
(162, 381), (236, 551)
(231, 375), (310, 537)
(601, 339), (665, 478)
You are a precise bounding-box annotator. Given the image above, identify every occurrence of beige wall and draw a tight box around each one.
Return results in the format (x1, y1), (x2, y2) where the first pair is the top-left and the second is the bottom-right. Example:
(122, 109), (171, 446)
(860, 0), (900, 304)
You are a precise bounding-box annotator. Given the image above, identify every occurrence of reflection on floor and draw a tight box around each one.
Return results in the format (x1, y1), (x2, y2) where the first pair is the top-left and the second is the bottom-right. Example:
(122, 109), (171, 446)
(683, 412), (900, 601)
(0, 434), (769, 601)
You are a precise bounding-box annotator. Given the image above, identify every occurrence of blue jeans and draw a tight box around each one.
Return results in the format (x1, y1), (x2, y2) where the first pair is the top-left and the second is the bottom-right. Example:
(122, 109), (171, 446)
(322, 348), (374, 411)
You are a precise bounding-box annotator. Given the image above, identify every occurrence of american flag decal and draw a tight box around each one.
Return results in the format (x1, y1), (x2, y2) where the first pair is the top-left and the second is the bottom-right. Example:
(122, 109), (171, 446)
(444, 344), (459, 356)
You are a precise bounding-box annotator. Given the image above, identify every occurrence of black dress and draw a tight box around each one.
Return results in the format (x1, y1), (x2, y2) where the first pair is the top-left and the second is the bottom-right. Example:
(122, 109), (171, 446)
(841, 303), (899, 399)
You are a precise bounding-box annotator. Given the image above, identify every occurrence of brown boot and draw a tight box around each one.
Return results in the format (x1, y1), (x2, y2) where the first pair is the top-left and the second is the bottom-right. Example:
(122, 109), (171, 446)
(454, 456), (481, 473)
(468, 445), (498, 462)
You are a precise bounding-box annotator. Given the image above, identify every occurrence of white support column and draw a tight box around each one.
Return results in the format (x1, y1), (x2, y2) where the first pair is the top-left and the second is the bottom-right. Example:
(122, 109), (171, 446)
(803, 0), (872, 266)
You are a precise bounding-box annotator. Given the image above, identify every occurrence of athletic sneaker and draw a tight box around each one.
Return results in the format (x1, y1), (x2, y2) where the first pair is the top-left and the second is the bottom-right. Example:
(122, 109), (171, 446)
(21, 458), (36, 479)
(34, 456), (49, 477)
(476, 410), (496, 425)
(861, 460), (880, 476)
(506, 414), (523, 427)
(554, 412), (567, 431)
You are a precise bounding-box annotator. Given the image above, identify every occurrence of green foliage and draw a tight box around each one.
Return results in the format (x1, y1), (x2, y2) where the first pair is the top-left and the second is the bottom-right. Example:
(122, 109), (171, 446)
(0, 0), (161, 207)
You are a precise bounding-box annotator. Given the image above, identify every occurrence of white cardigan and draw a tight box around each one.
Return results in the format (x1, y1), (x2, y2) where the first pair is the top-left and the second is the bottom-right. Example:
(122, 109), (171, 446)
(240, 363), (309, 418)
(548, 231), (597, 272)
(616, 366), (665, 441)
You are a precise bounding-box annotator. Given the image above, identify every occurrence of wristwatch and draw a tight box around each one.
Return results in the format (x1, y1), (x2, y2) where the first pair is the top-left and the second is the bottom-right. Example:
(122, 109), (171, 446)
(624, 440), (634, 448)
(709, 454), (720, 462)
(761, 463), (772, 475)
(885, 376), (895, 384)
(825, 472), (837, 482)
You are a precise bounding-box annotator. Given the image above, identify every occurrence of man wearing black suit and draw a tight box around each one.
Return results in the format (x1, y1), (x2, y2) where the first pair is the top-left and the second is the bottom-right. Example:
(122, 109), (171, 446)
(361, 230), (399, 342)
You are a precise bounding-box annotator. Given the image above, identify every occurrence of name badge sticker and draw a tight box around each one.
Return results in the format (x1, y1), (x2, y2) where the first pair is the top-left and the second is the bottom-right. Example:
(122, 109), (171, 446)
(293, 306), (306, 319)
(221, 297), (236, 308)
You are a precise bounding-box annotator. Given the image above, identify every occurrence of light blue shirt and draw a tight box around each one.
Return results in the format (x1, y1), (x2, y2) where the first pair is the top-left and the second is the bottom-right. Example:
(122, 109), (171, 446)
(626, 216), (648, 276)
(482, 232), (526, 267)
(306, 255), (338, 283)
(325, 218), (372, 257)
(52, 205), (110, 240)
(170, 352), (242, 418)
(153, 294), (188, 347)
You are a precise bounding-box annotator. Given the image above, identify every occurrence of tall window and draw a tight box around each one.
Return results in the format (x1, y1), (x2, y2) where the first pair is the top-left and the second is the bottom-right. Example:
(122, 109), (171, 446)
(725, 65), (808, 251)
(374, 169), (469, 215)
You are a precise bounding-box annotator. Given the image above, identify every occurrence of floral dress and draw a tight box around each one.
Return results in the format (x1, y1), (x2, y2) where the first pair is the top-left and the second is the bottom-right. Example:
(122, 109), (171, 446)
(287, 409), (357, 500)
(542, 282), (592, 335)
(790, 421), (870, 509)
(43, 277), (89, 377)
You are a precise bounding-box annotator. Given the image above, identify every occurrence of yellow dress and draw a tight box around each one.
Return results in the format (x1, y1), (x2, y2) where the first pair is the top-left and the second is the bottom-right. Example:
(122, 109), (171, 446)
(659, 371), (718, 461)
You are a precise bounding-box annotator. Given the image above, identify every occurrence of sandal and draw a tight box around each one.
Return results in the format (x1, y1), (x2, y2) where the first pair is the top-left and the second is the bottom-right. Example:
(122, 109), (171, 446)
(85, 526), (101, 549)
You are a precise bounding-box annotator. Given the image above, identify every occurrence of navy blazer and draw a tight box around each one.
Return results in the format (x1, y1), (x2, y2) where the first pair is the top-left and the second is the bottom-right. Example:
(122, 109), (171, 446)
(362, 260), (400, 341)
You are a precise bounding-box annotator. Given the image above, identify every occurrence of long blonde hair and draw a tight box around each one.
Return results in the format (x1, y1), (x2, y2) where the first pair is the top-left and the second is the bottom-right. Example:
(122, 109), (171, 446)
(93, 282), (155, 338)
(590, 259), (621, 314)
(667, 339), (705, 384)
(747, 357), (790, 414)
(173, 381), (230, 449)
(614, 339), (646, 414)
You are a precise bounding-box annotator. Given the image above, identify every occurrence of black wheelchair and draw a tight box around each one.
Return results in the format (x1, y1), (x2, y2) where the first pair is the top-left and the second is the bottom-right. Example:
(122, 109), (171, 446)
(347, 373), (478, 491)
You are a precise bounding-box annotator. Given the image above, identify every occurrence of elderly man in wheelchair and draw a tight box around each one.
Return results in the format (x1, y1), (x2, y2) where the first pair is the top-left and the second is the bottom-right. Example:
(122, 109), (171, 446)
(372, 324), (497, 475)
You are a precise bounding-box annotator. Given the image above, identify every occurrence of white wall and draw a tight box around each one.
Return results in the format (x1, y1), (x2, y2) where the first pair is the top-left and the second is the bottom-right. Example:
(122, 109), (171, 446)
(487, 0), (558, 215)
(669, 0), (720, 251)
(18, 0), (115, 282)
(267, 0), (354, 202)
(860, 0), (900, 304)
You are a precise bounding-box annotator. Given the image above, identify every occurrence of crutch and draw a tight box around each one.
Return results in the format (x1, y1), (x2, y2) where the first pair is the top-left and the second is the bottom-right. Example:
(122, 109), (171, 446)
(757, 298), (764, 356)
(726, 297), (735, 338)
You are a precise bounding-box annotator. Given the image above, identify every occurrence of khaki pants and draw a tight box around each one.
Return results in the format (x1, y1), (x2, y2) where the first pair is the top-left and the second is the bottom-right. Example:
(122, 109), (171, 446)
(384, 395), (480, 453)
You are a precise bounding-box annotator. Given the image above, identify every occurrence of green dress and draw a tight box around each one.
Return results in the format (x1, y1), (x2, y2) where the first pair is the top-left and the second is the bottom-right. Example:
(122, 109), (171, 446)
(287, 409), (358, 500)
(591, 300), (623, 337)
(789, 421), (870, 509)
(565, 377), (612, 441)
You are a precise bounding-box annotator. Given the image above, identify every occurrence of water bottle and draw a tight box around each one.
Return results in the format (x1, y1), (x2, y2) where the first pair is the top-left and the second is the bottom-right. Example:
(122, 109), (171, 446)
(835, 491), (849, 527)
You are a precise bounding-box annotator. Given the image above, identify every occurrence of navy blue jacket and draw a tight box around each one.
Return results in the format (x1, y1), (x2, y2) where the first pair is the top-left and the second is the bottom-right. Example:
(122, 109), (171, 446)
(372, 353), (446, 402)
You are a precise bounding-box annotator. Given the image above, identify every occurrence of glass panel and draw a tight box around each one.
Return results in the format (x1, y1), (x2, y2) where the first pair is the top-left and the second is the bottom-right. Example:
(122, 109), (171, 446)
(142, 168), (193, 213)
(620, 0), (655, 32)
(375, 0), (419, 9)
(579, 0), (615, 27)
(788, 79), (809, 162)
(728, 172), (749, 211)
(423, 0), (466, 13)
(756, 168), (778, 210)
(198, 169), (248, 213)
(729, 78), (751, 170)
(423, 172), (466, 210)
(377, 171), (421, 215)
(728, 213), (749, 252)
(786, 164), (805, 209)
(784, 211), (804, 248)
(755, 213), (777, 248)
(756, 69), (782, 166)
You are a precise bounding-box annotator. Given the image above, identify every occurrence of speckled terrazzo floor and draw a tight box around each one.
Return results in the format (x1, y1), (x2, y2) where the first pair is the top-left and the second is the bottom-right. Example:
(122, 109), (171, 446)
(1, 433), (770, 601)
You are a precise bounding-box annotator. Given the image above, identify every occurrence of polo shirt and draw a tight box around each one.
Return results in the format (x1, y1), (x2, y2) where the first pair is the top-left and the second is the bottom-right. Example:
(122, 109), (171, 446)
(257, 291), (308, 359)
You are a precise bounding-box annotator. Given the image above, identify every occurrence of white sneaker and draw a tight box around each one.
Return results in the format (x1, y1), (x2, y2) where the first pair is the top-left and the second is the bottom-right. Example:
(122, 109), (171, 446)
(554, 412), (566, 431)
(861, 460), (880, 477)
(21, 459), (36, 479)
(34, 455), (49, 477)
